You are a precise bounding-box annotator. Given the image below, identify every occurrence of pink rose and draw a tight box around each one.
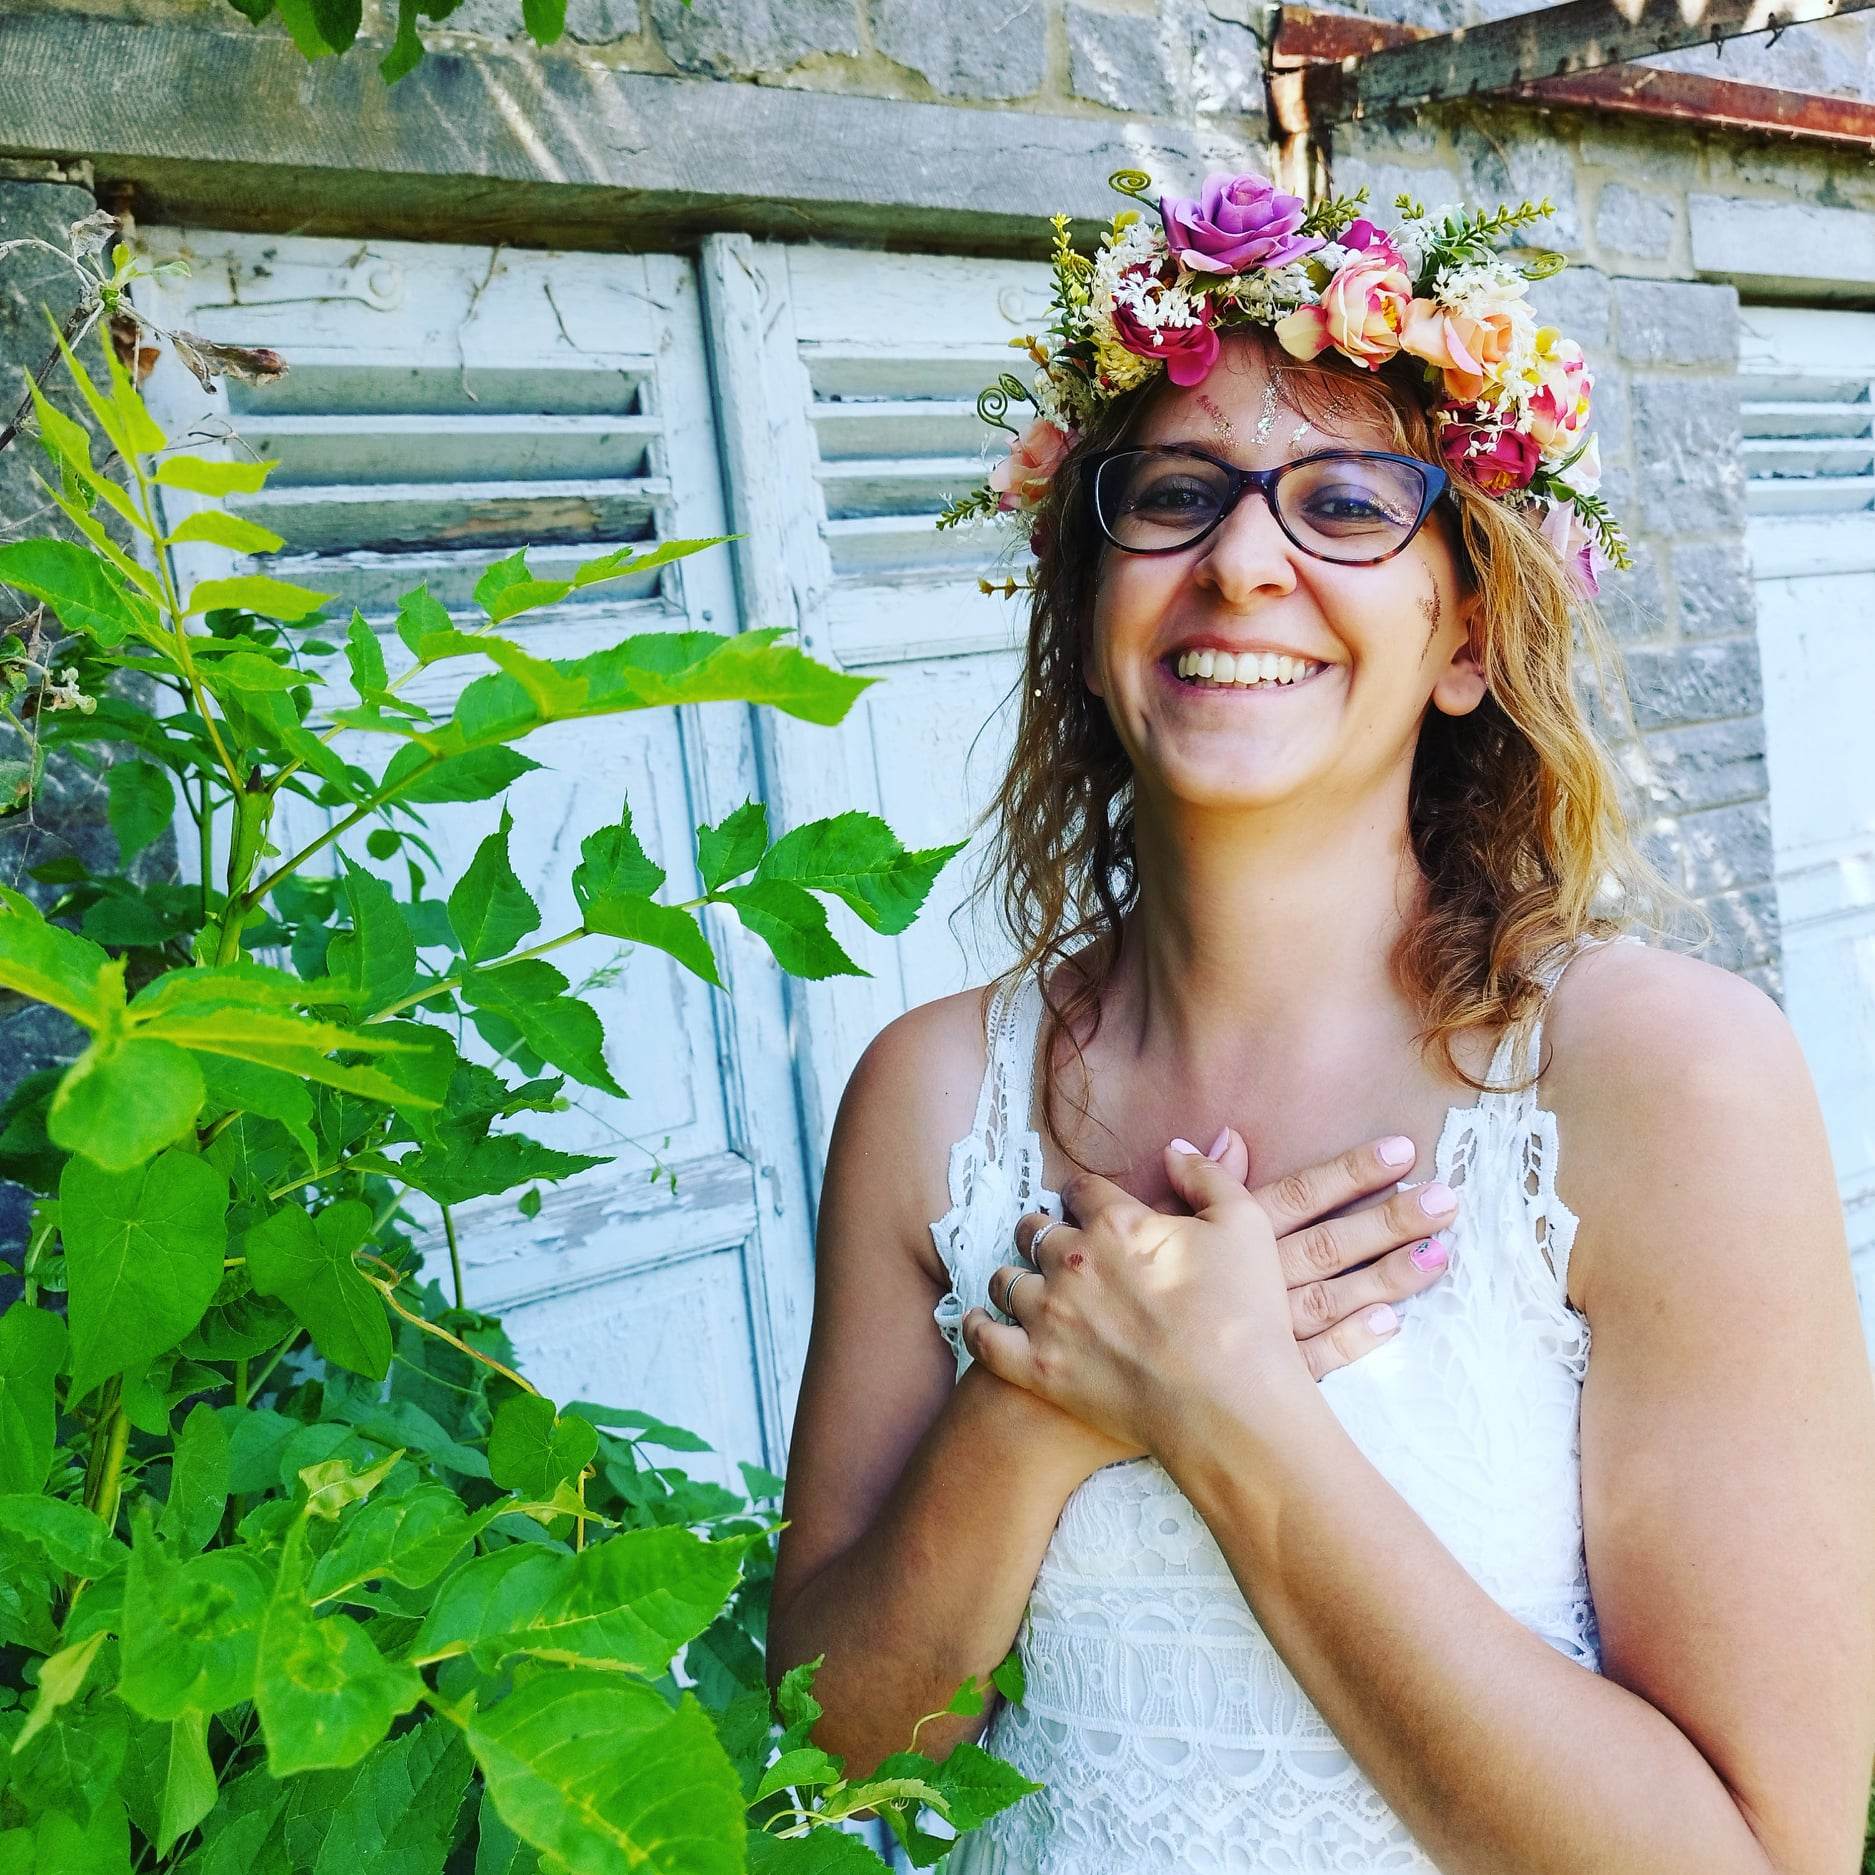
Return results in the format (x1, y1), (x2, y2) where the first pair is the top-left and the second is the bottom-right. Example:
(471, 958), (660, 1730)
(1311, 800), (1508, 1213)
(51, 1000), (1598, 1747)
(1111, 272), (1221, 387)
(1158, 172), (1323, 276)
(1526, 340), (1592, 452)
(1272, 251), (1411, 371)
(1438, 417), (1541, 496)
(1537, 495), (1607, 598)
(1399, 299), (1521, 404)
(989, 417), (1076, 512)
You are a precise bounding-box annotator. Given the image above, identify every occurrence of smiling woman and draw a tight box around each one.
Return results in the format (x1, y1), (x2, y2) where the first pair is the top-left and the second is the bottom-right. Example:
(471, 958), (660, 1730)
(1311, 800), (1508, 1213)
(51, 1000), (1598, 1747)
(765, 168), (1875, 1875)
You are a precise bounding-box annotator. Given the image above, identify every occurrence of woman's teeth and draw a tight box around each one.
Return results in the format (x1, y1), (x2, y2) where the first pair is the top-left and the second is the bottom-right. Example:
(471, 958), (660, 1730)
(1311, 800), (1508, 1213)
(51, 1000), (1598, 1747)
(1174, 650), (1323, 688)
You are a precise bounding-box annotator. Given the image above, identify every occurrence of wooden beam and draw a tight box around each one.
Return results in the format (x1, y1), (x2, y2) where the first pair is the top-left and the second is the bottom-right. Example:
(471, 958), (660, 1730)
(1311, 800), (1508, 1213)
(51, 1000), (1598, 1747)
(1298, 0), (1875, 124)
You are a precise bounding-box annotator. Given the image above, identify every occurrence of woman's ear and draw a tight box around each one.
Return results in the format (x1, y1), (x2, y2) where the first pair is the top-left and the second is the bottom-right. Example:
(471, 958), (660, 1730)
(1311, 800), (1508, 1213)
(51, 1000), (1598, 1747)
(1430, 589), (1488, 718)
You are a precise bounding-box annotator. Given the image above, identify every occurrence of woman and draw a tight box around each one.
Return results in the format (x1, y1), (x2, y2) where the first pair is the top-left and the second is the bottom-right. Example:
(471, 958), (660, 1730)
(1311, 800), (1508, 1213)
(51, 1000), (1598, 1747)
(767, 172), (1875, 1872)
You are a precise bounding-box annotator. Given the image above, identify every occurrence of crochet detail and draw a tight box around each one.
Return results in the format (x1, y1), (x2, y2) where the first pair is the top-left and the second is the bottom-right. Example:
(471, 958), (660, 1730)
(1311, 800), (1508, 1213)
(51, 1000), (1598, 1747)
(928, 935), (1641, 1874)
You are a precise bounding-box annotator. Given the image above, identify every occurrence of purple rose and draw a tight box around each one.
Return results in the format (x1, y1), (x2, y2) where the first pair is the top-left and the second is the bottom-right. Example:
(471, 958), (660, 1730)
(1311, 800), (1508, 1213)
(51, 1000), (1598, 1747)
(1158, 172), (1324, 276)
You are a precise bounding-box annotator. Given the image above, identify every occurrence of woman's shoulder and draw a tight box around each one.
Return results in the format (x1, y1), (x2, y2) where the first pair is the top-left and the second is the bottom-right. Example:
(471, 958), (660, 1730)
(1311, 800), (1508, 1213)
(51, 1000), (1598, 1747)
(1543, 935), (1807, 1303)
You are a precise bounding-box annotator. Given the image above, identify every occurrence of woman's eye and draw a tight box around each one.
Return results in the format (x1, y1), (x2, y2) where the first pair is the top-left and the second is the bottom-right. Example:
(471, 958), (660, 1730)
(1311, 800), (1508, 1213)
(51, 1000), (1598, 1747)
(1132, 479), (1215, 512)
(1302, 486), (1403, 525)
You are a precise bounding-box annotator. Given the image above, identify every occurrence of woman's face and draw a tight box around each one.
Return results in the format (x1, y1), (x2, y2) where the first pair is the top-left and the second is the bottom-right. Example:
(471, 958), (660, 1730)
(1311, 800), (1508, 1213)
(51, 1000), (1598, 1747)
(1085, 337), (1487, 820)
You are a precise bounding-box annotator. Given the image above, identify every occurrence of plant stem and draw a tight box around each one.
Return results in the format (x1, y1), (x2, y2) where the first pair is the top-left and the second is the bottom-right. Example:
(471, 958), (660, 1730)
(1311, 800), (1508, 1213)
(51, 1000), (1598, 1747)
(358, 1256), (537, 1395)
(241, 752), (443, 912)
(233, 1356), (248, 1403)
(441, 1203), (464, 1310)
(196, 772), (214, 924)
(367, 924), (587, 1022)
(240, 1332), (300, 1405)
(85, 1389), (130, 1536)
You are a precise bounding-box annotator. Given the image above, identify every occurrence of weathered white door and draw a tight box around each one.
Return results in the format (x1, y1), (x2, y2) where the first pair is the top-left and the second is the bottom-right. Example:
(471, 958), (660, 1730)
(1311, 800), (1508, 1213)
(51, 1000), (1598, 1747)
(133, 230), (818, 1489)
(1739, 303), (1875, 1349)
(699, 237), (1057, 1191)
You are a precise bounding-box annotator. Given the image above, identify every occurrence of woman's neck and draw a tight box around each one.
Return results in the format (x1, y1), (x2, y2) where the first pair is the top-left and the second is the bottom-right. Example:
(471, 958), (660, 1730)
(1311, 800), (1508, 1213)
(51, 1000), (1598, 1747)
(1108, 788), (1430, 1096)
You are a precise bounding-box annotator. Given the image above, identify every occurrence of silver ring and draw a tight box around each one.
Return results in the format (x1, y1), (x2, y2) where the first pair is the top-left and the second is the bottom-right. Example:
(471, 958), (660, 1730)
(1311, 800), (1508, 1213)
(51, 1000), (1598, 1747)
(1001, 1268), (1036, 1318)
(1027, 1218), (1062, 1260)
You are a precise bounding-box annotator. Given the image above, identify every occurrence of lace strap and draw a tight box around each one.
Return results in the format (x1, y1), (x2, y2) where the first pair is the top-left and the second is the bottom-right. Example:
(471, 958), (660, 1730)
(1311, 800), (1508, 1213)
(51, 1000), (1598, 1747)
(1519, 931), (1645, 1089)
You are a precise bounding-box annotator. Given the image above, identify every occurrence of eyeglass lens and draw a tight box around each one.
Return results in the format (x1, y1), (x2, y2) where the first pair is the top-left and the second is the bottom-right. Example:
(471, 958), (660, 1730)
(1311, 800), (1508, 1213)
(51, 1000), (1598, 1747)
(1095, 449), (1432, 563)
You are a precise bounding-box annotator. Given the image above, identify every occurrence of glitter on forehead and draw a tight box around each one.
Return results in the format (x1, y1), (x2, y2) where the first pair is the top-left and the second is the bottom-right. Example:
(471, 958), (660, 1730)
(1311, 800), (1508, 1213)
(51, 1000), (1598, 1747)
(1249, 377), (1281, 446)
(1289, 418), (1313, 447)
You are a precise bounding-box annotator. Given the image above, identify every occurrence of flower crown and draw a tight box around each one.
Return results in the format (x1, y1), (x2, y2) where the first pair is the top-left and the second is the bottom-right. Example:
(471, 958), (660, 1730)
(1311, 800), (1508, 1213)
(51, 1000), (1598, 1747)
(939, 168), (1629, 599)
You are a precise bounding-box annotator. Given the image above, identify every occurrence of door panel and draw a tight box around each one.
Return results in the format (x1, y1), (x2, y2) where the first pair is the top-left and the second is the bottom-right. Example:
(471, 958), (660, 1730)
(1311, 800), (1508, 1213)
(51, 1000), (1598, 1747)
(1740, 304), (1875, 1349)
(133, 229), (816, 1483)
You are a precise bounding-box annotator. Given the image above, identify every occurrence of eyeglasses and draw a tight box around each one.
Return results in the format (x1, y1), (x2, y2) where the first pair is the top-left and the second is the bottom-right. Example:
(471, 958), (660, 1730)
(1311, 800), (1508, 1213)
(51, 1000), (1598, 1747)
(1088, 445), (1450, 565)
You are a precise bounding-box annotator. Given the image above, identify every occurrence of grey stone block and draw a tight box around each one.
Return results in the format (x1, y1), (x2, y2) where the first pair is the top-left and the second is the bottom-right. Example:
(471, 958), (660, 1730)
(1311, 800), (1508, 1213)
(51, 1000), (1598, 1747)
(1613, 277), (1738, 369)
(1528, 264), (1611, 352)
(650, 0), (859, 78)
(1594, 183), (1677, 263)
(1332, 159), (1465, 225)
(1597, 537), (1671, 645)
(1178, 1), (1264, 120)
(872, 0), (1047, 100)
(1671, 536), (1755, 641)
(1679, 798), (1775, 896)
(1679, 881), (1780, 974)
(1620, 638), (1764, 733)
(450, 0), (641, 38)
(1635, 718), (1769, 816)
(1337, 110), (1442, 163)
(1067, 4), (1175, 116)
(1630, 375), (1743, 536)
(1452, 122), (1580, 253)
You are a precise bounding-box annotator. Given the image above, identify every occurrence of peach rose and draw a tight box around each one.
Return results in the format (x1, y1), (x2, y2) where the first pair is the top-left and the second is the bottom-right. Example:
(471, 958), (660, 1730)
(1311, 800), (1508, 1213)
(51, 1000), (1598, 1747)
(989, 417), (1076, 512)
(1399, 299), (1521, 403)
(1273, 251), (1412, 371)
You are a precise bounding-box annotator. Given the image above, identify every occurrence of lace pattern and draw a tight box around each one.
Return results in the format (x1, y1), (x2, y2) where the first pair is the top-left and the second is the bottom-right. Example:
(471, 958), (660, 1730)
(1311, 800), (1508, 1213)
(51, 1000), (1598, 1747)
(928, 935), (1642, 1874)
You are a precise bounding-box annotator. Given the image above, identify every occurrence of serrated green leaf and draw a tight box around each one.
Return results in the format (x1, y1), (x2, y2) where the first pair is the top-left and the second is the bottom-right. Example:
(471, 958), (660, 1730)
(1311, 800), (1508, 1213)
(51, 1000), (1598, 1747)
(152, 454), (277, 496)
(565, 1403), (712, 1451)
(473, 1785), (540, 1875)
(105, 759), (175, 864)
(696, 800), (768, 892)
(334, 854), (417, 1014)
(716, 879), (863, 981)
(449, 805), (541, 964)
(743, 1818), (894, 1870)
(10, 1629), (107, 1756)
(391, 1130), (606, 1206)
(158, 1402), (231, 1557)
(306, 1484), (490, 1603)
(118, 1510), (269, 1719)
(285, 1716), (472, 1875)
(571, 800), (662, 900)
(256, 1519), (423, 1775)
(195, 648), (310, 695)
(467, 1671), (746, 1875)
(344, 607), (388, 697)
(380, 741), (541, 805)
(0, 885), (118, 1026)
(0, 537), (155, 647)
(521, 0), (565, 41)
(242, 1199), (390, 1380)
(140, 1004), (438, 1108)
(163, 508), (286, 553)
(392, 582), (453, 657)
(460, 961), (622, 1098)
(488, 1395), (596, 1499)
(49, 1033), (206, 1171)
(200, 1056), (317, 1170)
(579, 893), (720, 986)
(0, 1306), (65, 1495)
(756, 813), (966, 936)
(61, 1149), (227, 1402)
(0, 1494), (124, 1585)
(411, 1525), (753, 1675)
(186, 574), (334, 621)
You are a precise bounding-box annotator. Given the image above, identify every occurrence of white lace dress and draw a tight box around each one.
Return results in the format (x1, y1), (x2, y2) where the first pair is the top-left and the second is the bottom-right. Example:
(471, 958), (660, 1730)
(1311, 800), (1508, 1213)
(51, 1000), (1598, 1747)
(926, 933), (1644, 1874)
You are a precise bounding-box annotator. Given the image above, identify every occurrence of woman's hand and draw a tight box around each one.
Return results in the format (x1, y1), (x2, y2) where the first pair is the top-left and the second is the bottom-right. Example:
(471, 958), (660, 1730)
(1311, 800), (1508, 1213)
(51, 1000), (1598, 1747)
(962, 1132), (1458, 1470)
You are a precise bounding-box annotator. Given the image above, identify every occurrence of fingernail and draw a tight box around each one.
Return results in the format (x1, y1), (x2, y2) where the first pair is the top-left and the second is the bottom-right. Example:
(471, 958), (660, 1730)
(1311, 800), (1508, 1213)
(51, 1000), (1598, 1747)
(1169, 1137), (1200, 1156)
(1418, 1181), (1457, 1216)
(1377, 1136), (1415, 1166)
(1365, 1304), (1398, 1335)
(1410, 1236), (1448, 1271)
(1206, 1127), (1230, 1159)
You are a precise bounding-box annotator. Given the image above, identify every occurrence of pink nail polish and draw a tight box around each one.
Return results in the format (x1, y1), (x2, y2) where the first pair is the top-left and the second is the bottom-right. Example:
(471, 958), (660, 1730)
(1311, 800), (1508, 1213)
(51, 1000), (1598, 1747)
(1418, 1181), (1457, 1216)
(1365, 1305), (1398, 1334)
(1378, 1136), (1415, 1166)
(1206, 1127), (1230, 1159)
(1410, 1237), (1448, 1271)
(1169, 1137), (1200, 1156)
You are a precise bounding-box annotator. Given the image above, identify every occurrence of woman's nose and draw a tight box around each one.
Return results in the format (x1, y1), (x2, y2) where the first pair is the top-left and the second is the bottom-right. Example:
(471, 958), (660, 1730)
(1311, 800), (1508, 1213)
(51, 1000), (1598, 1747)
(1191, 487), (1299, 605)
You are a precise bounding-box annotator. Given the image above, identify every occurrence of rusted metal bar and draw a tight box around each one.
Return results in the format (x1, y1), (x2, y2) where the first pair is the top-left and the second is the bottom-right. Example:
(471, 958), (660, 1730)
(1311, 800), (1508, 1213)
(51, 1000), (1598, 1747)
(1269, 3), (1875, 151)
(1296, 0), (1875, 124)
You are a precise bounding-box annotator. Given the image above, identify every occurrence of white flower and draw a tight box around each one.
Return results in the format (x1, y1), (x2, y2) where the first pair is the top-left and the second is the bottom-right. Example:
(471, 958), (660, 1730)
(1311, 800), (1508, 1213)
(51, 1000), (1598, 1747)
(43, 667), (95, 714)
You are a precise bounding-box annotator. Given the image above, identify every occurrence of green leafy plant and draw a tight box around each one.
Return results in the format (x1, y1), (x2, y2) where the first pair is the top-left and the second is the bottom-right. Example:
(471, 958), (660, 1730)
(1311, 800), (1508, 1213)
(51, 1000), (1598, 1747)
(0, 314), (1040, 1869)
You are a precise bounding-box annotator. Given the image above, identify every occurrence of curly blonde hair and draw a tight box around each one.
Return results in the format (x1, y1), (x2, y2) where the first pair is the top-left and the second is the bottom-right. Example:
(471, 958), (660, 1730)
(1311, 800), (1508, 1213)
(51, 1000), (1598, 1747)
(972, 329), (1709, 1165)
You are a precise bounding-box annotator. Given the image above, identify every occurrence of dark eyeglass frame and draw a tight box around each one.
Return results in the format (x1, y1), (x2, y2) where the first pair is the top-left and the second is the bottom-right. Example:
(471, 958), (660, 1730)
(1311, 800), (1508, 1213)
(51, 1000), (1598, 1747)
(1087, 443), (1452, 566)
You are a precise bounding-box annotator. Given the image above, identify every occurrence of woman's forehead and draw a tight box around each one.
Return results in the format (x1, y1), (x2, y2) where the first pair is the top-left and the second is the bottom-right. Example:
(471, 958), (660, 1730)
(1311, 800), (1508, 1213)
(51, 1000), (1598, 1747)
(1137, 350), (1399, 453)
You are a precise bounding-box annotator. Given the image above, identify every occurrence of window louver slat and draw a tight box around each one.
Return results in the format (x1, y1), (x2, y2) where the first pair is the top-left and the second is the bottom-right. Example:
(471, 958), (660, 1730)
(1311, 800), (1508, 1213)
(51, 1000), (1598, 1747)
(1740, 365), (1875, 519)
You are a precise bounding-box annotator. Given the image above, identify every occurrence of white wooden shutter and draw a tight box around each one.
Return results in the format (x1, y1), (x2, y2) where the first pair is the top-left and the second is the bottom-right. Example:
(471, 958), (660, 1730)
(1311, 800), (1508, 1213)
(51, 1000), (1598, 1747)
(701, 238), (1059, 1179)
(1739, 304), (1875, 1342)
(132, 230), (819, 1483)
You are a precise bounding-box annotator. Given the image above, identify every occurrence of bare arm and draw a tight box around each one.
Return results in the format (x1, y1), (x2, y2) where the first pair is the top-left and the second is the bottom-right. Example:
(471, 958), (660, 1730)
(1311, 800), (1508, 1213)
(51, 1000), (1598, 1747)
(766, 994), (1092, 1777)
(1153, 949), (1875, 1875)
